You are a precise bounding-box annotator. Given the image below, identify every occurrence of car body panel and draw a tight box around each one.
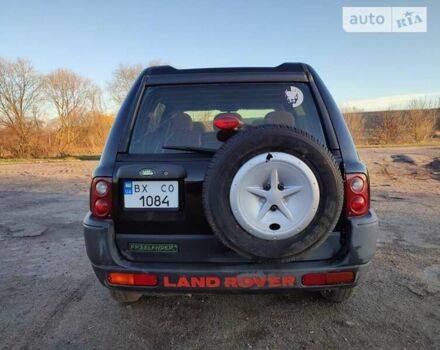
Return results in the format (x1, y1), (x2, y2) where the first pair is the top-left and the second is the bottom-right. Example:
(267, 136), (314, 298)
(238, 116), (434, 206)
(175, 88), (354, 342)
(84, 211), (378, 292)
(84, 63), (377, 294)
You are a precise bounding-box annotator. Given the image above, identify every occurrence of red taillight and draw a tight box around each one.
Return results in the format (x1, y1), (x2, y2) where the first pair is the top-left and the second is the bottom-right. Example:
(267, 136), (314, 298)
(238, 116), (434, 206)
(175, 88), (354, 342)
(107, 272), (158, 286)
(350, 196), (366, 211)
(214, 114), (241, 130)
(91, 177), (112, 218)
(94, 199), (110, 216)
(345, 174), (369, 217)
(302, 272), (355, 286)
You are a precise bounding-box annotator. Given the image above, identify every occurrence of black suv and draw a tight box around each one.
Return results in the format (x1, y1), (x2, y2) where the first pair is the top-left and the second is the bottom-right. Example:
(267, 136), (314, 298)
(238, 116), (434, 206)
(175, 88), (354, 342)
(83, 63), (378, 303)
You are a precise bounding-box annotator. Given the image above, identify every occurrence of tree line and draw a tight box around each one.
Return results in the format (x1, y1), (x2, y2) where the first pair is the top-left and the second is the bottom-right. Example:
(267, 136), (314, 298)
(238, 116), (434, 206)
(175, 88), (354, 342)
(343, 101), (440, 146)
(1, 57), (439, 158)
(0, 58), (147, 157)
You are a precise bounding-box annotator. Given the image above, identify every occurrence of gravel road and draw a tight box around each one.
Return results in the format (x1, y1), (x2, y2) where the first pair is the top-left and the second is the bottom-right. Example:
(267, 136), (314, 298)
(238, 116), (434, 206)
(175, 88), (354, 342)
(0, 146), (439, 350)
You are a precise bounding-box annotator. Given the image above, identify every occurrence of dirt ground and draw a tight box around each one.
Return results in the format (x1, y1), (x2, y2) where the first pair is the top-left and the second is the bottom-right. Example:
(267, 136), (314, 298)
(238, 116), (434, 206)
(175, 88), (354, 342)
(0, 146), (439, 350)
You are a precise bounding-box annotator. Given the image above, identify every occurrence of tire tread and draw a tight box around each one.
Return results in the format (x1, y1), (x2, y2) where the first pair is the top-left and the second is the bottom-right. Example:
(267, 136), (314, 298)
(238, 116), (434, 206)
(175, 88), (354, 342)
(203, 125), (344, 262)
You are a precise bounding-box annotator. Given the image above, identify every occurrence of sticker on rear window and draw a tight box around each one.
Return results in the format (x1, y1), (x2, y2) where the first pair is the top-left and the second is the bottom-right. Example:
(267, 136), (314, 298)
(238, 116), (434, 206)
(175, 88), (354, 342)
(285, 86), (304, 108)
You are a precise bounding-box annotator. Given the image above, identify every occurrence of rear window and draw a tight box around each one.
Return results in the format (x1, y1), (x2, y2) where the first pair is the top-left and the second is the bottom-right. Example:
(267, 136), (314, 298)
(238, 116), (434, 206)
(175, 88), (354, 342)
(129, 83), (326, 154)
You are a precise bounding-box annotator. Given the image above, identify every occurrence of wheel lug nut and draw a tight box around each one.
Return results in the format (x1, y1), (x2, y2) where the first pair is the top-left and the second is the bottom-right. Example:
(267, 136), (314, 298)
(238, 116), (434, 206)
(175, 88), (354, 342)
(263, 184), (271, 191)
(278, 184), (284, 191)
(270, 205), (278, 211)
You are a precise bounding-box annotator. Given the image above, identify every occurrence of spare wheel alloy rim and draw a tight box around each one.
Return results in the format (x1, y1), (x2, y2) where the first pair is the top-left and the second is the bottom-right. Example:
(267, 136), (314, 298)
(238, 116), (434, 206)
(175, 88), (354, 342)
(229, 152), (320, 240)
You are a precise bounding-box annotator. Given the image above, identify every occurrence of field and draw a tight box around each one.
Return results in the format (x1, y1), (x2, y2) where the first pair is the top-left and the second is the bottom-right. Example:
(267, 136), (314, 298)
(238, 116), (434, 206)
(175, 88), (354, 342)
(0, 146), (439, 349)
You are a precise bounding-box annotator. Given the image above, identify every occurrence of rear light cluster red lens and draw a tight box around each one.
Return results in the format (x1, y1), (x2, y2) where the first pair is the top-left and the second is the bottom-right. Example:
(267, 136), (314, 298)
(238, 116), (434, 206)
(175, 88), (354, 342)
(91, 177), (112, 218)
(302, 272), (355, 286)
(345, 173), (369, 217)
(107, 272), (158, 286)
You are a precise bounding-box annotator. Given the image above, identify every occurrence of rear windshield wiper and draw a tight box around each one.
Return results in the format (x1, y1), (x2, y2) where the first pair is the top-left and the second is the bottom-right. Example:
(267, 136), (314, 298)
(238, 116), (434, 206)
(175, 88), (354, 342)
(162, 145), (217, 154)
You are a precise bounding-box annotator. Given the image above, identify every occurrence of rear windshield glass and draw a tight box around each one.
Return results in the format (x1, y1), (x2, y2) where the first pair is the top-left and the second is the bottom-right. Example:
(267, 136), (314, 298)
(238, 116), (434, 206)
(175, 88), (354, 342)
(129, 83), (326, 154)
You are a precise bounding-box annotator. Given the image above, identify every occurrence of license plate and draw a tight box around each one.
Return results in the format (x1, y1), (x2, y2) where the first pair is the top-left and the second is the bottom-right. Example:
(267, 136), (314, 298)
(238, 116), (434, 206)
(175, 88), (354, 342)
(123, 181), (178, 208)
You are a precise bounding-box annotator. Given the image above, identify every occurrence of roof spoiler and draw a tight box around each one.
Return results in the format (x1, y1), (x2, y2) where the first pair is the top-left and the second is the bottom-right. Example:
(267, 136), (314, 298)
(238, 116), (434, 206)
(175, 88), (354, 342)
(143, 63), (309, 76)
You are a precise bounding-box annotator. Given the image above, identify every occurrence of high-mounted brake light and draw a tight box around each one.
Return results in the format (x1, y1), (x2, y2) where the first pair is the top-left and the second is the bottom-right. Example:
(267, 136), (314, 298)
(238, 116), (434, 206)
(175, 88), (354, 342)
(91, 177), (112, 218)
(345, 174), (369, 217)
(214, 114), (242, 130)
(107, 272), (158, 286)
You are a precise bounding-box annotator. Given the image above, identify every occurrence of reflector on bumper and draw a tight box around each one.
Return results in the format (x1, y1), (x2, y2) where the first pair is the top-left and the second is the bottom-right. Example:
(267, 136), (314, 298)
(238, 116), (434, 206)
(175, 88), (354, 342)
(302, 272), (355, 286)
(108, 272), (158, 286)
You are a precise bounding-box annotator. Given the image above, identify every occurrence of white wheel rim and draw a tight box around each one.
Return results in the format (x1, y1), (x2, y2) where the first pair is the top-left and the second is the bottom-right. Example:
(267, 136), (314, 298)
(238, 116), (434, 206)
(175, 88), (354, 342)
(229, 152), (320, 240)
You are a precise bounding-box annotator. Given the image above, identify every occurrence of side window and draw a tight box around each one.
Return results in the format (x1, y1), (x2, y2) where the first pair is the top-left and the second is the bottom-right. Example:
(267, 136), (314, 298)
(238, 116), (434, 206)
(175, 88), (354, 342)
(129, 91), (168, 153)
(147, 103), (166, 133)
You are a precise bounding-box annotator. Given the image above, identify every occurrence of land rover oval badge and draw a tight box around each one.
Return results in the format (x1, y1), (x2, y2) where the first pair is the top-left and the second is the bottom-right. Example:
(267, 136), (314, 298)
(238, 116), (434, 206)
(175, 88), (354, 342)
(139, 169), (155, 176)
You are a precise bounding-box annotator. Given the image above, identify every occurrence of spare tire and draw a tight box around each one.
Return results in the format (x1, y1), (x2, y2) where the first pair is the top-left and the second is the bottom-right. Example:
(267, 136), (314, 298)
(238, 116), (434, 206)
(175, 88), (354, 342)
(203, 125), (343, 262)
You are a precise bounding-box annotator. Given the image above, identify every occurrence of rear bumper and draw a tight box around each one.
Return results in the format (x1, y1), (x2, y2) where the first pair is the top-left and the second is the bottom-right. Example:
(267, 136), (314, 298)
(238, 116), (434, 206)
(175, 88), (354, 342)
(83, 210), (378, 293)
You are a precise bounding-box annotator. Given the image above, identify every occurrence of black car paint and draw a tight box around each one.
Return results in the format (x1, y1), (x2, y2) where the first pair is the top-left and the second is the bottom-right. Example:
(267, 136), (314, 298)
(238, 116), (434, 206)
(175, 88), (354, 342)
(84, 210), (378, 292)
(84, 63), (378, 292)
(93, 63), (363, 177)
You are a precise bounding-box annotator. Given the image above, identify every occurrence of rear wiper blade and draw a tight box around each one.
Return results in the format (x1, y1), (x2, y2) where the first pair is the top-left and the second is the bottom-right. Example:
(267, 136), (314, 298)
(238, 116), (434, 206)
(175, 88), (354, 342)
(162, 145), (216, 154)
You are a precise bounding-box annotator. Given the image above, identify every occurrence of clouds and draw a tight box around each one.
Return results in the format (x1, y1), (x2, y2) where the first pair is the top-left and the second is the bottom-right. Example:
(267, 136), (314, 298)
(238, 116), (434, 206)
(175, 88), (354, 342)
(340, 93), (440, 112)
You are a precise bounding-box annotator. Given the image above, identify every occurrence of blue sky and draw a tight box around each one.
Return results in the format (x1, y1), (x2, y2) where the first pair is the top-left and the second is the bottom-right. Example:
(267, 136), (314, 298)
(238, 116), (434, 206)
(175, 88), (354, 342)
(0, 0), (439, 108)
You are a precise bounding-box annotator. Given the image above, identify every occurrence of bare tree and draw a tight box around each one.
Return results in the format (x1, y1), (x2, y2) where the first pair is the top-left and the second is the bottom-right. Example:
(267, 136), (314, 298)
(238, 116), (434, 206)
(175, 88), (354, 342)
(375, 110), (405, 145)
(44, 69), (101, 153)
(107, 64), (143, 106)
(0, 58), (43, 156)
(77, 112), (114, 152)
(406, 99), (438, 143)
(107, 60), (168, 106)
(147, 59), (168, 67)
(343, 112), (366, 145)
